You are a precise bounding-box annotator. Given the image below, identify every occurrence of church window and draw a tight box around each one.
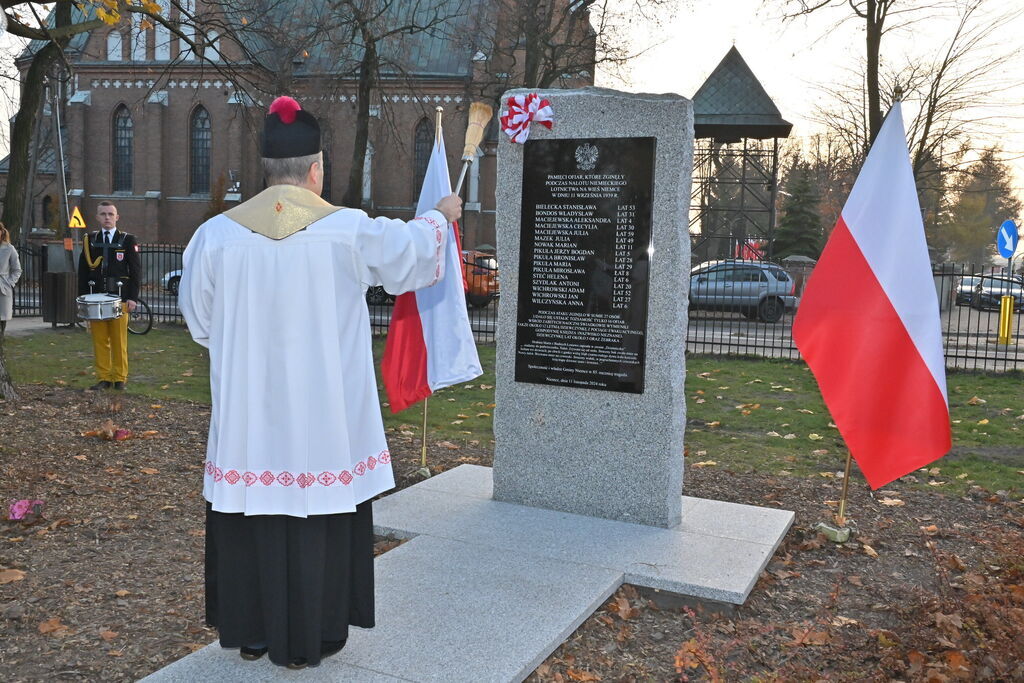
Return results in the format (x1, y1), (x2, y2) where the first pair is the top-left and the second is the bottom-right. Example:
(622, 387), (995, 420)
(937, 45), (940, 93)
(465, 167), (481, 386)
(112, 106), (133, 193)
(106, 31), (123, 61)
(413, 118), (433, 199)
(190, 106), (212, 195)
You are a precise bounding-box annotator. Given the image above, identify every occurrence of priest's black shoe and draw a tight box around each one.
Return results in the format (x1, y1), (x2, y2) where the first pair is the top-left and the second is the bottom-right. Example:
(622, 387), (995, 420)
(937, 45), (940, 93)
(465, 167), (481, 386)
(239, 646), (267, 661)
(87, 381), (112, 391)
(113, 381), (126, 391)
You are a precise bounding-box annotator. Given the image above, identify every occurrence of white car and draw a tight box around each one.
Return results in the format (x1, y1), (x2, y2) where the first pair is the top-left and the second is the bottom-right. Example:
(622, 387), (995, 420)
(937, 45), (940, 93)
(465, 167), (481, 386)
(162, 269), (182, 295)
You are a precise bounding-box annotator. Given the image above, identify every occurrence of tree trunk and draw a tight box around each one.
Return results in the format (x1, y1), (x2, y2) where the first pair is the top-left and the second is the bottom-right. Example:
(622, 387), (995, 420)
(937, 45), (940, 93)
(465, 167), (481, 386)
(342, 40), (376, 209)
(865, 0), (884, 146)
(2, 42), (61, 242)
(0, 333), (17, 402)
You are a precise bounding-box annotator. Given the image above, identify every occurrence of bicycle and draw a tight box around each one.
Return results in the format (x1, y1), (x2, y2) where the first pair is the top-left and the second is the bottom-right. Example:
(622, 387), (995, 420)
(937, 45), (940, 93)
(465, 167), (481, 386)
(127, 298), (153, 335)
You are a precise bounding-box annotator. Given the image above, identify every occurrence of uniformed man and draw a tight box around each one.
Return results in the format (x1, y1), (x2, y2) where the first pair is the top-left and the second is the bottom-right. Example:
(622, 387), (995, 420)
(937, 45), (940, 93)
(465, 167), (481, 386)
(77, 201), (141, 390)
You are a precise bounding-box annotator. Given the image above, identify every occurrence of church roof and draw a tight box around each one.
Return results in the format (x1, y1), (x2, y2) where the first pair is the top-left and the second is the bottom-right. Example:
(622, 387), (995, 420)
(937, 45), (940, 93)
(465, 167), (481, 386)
(692, 46), (792, 141)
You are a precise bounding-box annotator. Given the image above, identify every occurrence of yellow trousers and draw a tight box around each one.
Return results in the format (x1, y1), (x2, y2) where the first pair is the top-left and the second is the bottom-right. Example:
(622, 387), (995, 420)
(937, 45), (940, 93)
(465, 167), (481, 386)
(89, 313), (129, 383)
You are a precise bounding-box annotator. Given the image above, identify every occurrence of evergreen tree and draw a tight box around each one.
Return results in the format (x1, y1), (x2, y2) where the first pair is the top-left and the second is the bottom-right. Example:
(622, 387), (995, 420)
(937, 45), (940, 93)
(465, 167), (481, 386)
(773, 164), (823, 260)
(942, 148), (1023, 266)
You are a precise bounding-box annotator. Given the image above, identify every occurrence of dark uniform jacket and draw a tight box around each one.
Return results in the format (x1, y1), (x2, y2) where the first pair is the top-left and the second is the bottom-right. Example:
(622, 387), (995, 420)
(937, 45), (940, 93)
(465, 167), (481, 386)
(77, 230), (141, 301)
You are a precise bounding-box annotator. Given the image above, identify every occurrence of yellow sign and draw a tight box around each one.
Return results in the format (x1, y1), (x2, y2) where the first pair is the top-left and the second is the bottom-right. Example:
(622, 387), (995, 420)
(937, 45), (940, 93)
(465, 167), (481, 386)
(69, 206), (86, 229)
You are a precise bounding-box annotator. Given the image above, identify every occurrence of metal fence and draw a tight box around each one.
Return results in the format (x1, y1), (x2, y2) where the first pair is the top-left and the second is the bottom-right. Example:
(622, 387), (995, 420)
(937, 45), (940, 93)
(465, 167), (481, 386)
(16, 242), (499, 344)
(12, 244), (43, 317)
(16, 244), (1022, 371)
(685, 261), (1024, 372)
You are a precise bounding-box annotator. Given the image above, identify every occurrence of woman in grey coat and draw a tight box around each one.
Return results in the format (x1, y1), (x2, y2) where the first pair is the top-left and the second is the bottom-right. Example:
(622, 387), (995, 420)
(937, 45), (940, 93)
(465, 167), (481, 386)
(0, 222), (23, 336)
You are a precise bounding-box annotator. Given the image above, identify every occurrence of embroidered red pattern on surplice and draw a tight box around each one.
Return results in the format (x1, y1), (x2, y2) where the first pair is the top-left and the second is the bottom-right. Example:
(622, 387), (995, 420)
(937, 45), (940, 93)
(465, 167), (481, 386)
(416, 215), (445, 286)
(204, 452), (390, 488)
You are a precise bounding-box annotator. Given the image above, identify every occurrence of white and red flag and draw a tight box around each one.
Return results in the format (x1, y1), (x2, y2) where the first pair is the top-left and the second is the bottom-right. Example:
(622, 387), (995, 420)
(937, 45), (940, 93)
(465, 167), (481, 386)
(793, 102), (951, 489)
(381, 131), (482, 413)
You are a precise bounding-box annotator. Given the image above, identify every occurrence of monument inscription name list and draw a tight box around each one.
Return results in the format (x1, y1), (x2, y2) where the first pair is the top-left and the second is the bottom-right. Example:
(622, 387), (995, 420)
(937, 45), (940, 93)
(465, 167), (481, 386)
(515, 137), (656, 393)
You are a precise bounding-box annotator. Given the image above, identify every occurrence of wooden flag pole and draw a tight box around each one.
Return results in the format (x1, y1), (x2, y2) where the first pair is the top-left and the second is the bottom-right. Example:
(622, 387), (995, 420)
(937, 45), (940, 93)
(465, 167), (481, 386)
(416, 107), (445, 480)
(835, 453), (854, 527)
(420, 397), (429, 469)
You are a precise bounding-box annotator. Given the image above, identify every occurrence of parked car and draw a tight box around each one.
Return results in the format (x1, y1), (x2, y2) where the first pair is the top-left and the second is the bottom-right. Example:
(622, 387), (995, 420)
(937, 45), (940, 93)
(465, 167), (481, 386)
(162, 269), (182, 295)
(957, 274), (1024, 311)
(689, 259), (797, 323)
(954, 275), (981, 306)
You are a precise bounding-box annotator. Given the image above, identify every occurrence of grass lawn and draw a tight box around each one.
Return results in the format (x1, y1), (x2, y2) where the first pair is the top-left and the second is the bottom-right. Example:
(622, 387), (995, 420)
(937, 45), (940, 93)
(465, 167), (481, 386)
(4, 327), (1020, 494)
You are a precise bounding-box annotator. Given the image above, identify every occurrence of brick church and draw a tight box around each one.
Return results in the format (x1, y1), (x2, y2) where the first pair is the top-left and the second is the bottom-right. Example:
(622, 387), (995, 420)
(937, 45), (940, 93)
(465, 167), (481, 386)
(3, 1), (594, 248)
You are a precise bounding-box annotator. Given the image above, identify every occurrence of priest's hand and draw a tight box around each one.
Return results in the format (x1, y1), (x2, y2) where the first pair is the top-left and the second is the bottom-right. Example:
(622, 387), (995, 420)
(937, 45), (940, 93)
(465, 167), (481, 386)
(126, 300), (137, 313)
(435, 194), (462, 223)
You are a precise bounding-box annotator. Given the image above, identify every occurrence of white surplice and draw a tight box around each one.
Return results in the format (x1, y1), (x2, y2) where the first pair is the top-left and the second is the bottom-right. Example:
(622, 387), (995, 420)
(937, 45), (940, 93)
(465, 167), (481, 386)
(179, 192), (447, 517)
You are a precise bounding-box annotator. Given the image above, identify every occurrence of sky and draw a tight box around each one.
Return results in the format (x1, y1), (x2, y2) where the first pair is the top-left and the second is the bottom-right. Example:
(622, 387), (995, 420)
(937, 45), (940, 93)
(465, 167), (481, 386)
(594, 0), (1024, 208)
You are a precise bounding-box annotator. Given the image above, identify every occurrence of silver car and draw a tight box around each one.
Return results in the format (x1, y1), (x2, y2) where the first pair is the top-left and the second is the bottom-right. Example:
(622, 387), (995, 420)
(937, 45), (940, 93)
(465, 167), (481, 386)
(689, 260), (797, 323)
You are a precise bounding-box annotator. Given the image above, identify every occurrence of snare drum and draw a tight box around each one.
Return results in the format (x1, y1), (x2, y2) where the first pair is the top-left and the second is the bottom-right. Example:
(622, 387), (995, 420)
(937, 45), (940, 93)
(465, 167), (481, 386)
(76, 293), (124, 321)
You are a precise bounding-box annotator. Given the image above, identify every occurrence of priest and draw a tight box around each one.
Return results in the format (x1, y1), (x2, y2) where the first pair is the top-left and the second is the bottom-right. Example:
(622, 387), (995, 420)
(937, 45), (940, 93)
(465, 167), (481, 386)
(179, 96), (462, 670)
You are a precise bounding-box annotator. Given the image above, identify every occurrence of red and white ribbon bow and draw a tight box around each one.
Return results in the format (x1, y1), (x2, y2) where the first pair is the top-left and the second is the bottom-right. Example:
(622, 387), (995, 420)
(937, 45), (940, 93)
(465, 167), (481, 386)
(500, 93), (554, 144)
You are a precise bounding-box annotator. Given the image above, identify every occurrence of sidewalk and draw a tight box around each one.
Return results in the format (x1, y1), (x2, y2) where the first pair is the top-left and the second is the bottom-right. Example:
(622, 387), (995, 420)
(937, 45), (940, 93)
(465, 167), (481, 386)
(3, 317), (71, 338)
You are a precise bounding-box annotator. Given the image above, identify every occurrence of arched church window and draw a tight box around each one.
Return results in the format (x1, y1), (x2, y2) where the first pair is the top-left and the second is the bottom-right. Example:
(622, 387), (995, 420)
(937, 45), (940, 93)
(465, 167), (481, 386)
(112, 106), (133, 193)
(413, 118), (433, 199)
(190, 106), (211, 195)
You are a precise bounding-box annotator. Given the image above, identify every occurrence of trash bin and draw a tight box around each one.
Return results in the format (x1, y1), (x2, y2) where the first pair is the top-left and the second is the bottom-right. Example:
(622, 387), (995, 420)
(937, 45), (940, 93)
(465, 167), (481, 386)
(42, 271), (77, 325)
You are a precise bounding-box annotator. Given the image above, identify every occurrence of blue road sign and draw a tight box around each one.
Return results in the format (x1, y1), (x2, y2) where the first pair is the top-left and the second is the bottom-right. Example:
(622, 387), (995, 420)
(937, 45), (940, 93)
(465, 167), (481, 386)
(997, 220), (1018, 259)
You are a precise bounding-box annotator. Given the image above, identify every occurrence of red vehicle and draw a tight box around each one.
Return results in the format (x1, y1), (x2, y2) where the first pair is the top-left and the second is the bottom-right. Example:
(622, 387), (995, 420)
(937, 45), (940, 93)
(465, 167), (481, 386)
(364, 250), (499, 308)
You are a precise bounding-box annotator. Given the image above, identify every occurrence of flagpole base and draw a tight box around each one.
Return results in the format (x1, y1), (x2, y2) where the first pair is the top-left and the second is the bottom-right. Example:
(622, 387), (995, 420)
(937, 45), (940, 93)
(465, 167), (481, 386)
(416, 467), (432, 479)
(814, 521), (853, 544)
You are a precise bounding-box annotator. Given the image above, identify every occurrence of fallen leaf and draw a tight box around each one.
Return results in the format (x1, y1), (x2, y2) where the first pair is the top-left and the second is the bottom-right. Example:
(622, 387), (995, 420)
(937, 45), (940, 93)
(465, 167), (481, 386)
(812, 449), (829, 455)
(920, 524), (939, 535)
(847, 575), (863, 587)
(880, 498), (904, 507)
(692, 460), (717, 468)
(479, 384), (494, 390)
(862, 544), (879, 558)
(966, 395), (986, 405)
(451, 420), (464, 425)
(140, 467), (160, 475)
(100, 629), (118, 641)
(977, 418), (989, 425)
(798, 409), (815, 414)
(808, 433), (823, 440)
(706, 421), (721, 428)
(767, 431), (781, 437)
(476, 413), (490, 417)
(73, 455), (88, 461)
(181, 369), (194, 377)
(566, 668), (601, 681)
(108, 650), (123, 657)
(150, 404), (162, 409)
(114, 590), (130, 597)
(436, 441), (460, 450)
(783, 433), (797, 439)
(789, 626), (830, 645)
(456, 414), (470, 419)
(832, 616), (858, 626)
(38, 617), (68, 635)
(0, 568), (27, 584)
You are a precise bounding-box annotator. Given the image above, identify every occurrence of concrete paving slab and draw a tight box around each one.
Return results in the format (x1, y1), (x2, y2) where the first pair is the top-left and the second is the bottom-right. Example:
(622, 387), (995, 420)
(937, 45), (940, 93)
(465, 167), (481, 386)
(375, 465), (794, 603)
(142, 647), (409, 683)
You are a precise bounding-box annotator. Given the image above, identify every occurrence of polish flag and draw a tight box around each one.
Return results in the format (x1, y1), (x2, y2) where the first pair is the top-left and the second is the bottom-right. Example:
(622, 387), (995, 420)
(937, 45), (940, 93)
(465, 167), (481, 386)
(792, 102), (950, 489)
(381, 132), (482, 413)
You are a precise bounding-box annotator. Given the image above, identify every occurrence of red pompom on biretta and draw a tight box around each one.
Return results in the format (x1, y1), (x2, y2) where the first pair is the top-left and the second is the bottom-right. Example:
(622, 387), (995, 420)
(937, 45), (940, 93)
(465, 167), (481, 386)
(269, 96), (301, 124)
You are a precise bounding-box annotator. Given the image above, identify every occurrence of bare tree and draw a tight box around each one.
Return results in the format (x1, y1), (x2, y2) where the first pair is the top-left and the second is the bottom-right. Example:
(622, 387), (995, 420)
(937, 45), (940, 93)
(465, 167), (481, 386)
(767, 0), (967, 145)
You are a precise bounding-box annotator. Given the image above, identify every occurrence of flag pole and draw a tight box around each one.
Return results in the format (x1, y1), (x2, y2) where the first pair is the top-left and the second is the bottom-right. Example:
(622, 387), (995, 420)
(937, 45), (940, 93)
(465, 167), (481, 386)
(835, 453), (854, 527)
(416, 106), (445, 480)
